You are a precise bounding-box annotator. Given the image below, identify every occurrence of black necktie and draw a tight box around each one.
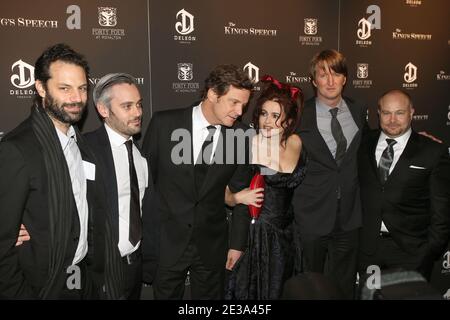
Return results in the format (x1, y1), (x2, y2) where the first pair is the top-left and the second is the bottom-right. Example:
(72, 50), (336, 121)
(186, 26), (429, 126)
(378, 138), (397, 184)
(194, 125), (216, 190)
(329, 108), (347, 166)
(125, 140), (142, 246)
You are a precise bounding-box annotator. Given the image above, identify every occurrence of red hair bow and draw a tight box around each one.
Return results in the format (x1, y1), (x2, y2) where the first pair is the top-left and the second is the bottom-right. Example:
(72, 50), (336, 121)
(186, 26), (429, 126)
(260, 75), (301, 101)
(289, 86), (300, 101)
(261, 75), (282, 90)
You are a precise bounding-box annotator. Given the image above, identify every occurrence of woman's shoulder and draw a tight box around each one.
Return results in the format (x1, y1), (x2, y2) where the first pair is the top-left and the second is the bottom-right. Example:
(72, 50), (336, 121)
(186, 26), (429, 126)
(279, 133), (302, 172)
(286, 133), (302, 153)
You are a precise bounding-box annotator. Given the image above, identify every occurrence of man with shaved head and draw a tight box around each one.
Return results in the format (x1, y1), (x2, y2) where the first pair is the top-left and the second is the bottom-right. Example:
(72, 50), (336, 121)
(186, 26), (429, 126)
(358, 89), (450, 283)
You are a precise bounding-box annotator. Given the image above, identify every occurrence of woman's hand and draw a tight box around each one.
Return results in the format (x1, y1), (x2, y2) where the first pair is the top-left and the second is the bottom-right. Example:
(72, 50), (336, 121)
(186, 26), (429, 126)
(15, 224), (30, 246)
(234, 187), (264, 207)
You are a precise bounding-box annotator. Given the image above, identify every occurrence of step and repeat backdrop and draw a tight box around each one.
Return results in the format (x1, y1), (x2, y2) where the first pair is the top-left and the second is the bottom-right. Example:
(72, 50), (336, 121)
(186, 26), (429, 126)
(0, 0), (151, 137)
(1, 0), (449, 297)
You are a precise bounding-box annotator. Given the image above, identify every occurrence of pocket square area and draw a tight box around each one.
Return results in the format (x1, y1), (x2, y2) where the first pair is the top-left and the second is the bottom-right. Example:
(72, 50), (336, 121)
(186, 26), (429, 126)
(409, 165), (426, 169)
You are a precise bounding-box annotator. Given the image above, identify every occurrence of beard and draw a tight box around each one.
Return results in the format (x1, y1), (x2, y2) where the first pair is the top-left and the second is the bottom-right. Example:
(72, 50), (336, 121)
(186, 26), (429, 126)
(108, 109), (142, 137)
(44, 92), (86, 125)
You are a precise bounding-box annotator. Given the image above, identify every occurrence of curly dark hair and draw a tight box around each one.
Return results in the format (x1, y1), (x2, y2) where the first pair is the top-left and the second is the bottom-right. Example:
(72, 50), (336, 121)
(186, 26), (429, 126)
(200, 64), (253, 100)
(34, 43), (90, 103)
(252, 79), (303, 147)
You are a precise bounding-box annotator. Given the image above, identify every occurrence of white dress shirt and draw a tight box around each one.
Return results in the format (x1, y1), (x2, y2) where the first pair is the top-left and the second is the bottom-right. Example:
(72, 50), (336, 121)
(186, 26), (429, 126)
(105, 123), (148, 257)
(56, 126), (88, 265)
(375, 128), (412, 175)
(375, 128), (412, 232)
(192, 103), (221, 164)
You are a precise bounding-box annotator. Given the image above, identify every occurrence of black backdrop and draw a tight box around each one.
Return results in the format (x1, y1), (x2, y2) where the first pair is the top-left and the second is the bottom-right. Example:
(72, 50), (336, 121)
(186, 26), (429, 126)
(1, 0), (449, 298)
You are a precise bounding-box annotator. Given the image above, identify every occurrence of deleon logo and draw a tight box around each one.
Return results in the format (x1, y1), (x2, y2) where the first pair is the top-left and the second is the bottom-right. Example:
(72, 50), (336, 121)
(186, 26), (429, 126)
(404, 62), (417, 83)
(357, 5), (381, 40)
(177, 63), (193, 81)
(98, 7), (117, 27)
(304, 18), (317, 35)
(244, 62), (259, 83)
(357, 63), (369, 79)
(175, 9), (194, 35)
(447, 105), (450, 123)
(443, 251), (450, 270)
(11, 60), (35, 89)
(357, 18), (371, 40)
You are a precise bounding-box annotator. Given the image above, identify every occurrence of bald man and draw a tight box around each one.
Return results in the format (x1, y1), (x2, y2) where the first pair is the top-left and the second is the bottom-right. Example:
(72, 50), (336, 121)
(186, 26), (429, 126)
(358, 89), (450, 284)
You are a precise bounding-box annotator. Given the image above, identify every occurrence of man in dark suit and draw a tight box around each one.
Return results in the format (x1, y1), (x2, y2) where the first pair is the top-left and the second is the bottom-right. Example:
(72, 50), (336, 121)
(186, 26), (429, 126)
(84, 73), (151, 299)
(0, 43), (103, 299)
(358, 89), (450, 284)
(293, 49), (367, 299)
(142, 64), (253, 299)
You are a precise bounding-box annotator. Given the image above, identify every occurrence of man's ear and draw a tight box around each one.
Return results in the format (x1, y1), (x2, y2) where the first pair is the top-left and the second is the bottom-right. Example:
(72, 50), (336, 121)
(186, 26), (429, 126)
(96, 102), (110, 119)
(35, 80), (46, 98)
(206, 88), (218, 102)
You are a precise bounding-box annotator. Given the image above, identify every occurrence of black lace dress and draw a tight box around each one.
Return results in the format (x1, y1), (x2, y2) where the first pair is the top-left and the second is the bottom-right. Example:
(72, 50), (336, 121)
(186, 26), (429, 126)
(225, 153), (307, 300)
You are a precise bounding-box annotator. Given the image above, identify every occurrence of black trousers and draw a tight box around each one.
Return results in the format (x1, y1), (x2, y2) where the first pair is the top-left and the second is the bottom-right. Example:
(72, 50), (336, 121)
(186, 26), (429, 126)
(122, 249), (143, 300)
(358, 236), (433, 282)
(153, 242), (225, 300)
(301, 228), (359, 299)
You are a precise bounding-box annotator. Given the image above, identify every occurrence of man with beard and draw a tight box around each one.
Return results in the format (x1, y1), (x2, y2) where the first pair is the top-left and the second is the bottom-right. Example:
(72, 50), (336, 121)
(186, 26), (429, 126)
(0, 43), (103, 299)
(84, 73), (151, 299)
(358, 90), (450, 283)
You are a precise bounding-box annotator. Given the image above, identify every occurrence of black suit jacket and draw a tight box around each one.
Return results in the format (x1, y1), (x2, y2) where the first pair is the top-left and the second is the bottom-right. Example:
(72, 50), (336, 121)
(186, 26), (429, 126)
(358, 130), (450, 262)
(141, 106), (251, 269)
(0, 117), (104, 299)
(293, 97), (367, 238)
(84, 125), (153, 293)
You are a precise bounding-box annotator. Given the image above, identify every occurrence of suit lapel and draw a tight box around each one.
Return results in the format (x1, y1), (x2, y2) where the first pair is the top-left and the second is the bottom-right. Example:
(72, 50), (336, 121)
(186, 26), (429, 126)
(180, 107), (199, 199)
(386, 131), (419, 184)
(345, 97), (363, 130)
(95, 127), (120, 228)
(197, 125), (226, 198)
(342, 98), (363, 162)
(368, 131), (381, 183)
(300, 99), (337, 167)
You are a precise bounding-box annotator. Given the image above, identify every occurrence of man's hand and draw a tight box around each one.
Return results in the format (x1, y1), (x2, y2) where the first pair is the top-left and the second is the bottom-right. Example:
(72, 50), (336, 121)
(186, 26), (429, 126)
(418, 131), (442, 144)
(15, 224), (30, 246)
(226, 249), (243, 270)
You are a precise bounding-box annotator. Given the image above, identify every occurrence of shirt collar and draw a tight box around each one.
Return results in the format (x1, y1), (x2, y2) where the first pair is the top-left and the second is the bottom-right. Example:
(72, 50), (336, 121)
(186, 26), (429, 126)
(104, 123), (132, 147)
(55, 125), (76, 151)
(379, 128), (412, 147)
(192, 103), (220, 132)
(316, 97), (345, 115)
